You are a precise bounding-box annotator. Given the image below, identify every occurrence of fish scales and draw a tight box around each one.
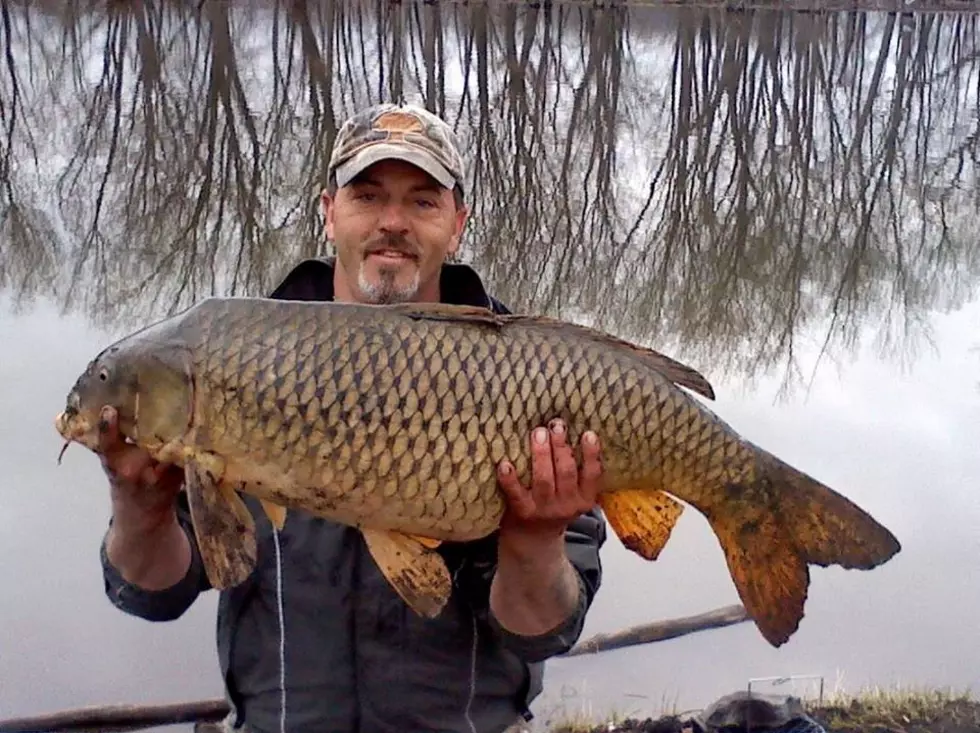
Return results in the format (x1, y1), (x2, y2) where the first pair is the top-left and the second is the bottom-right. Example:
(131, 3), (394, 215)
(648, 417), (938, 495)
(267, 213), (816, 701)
(190, 299), (760, 528)
(55, 296), (900, 646)
(113, 300), (603, 528)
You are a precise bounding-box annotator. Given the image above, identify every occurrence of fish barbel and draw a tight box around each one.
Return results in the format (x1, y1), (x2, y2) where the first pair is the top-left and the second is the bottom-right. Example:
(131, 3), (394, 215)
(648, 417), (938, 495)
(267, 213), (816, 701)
(54, 297), (900, 646)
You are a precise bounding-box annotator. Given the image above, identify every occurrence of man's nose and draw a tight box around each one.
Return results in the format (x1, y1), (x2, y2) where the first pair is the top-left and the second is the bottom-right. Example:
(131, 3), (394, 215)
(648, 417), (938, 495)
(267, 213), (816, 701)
(378, 202), (409, 233)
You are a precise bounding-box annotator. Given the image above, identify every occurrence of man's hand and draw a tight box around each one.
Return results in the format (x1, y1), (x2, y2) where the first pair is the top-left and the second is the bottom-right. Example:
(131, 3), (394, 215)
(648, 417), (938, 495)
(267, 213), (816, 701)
(489, 419), (603, 638)
(100, 406), (191, 591)
(496, 419), (602, 549)
(99, 406), (184, 519)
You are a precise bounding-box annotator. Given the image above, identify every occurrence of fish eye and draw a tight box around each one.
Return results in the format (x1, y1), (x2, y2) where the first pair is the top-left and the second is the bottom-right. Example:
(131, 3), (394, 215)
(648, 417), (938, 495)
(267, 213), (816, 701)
(98, 368), (109, 382)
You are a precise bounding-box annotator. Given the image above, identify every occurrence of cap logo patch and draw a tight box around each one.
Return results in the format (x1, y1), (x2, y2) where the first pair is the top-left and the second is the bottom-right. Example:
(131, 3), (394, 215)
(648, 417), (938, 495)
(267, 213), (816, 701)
(375, 111), (424, 133)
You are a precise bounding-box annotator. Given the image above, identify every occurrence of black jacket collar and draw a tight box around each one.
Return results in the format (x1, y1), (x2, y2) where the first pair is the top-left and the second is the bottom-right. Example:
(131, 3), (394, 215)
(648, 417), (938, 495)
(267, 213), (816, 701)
(268, 256), (511, 314)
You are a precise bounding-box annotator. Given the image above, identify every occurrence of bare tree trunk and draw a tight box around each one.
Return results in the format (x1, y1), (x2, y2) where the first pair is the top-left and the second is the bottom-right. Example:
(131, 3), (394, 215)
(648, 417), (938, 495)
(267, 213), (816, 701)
(0, 699), (230, 733)
(562, 603), (750, 658)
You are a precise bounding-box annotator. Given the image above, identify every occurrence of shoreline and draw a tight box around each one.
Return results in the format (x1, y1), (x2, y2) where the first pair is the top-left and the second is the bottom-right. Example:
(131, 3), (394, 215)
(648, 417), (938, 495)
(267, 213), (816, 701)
(545, 686), (979, 733)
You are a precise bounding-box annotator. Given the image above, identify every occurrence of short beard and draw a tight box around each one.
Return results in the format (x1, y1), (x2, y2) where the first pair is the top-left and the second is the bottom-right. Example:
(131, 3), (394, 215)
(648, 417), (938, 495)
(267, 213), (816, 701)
(357, 262), (421, 304)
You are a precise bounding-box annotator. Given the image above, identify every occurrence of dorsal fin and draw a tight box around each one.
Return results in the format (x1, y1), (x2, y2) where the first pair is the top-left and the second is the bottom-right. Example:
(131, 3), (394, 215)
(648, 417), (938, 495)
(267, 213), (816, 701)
(382, 301), (506, 327)
(509, 313), (717, 401)
(382, 303), (715, 401)
(618, 339), (716, 400)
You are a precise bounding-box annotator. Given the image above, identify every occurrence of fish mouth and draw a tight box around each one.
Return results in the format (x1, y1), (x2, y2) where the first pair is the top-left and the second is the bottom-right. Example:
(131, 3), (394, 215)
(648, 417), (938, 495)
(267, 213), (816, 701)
(54, 410), (96, 464)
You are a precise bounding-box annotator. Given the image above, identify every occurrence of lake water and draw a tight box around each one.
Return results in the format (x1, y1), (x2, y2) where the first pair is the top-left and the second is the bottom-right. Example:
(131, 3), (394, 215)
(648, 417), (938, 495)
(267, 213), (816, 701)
(1, 1), (978, 730)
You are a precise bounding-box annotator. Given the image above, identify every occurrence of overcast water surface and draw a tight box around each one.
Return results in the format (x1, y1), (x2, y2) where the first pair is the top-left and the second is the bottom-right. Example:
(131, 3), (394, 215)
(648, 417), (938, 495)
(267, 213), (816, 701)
(1, 1), (978, 730)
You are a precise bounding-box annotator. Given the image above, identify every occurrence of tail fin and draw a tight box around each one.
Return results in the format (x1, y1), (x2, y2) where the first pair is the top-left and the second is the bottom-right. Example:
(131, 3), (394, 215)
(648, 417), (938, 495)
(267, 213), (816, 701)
(705, 453), (901, 647)
(765, 452), (901, 570)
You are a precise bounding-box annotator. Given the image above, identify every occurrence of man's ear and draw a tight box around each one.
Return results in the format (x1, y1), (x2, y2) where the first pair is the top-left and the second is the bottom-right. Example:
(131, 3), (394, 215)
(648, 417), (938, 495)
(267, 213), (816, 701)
(321, 189), (336, 240)
(448, 204), (469, 257)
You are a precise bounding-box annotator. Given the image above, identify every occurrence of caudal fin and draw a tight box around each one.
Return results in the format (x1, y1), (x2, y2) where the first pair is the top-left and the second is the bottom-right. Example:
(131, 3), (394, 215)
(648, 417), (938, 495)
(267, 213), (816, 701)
(705, 453), (901, 647)
(765, 452), (902, 570)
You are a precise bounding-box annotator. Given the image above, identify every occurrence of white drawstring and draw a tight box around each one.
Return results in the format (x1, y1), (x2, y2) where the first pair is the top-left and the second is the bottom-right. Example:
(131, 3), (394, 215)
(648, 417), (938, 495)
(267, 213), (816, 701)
(272, 526), (287, 733)
(464, 611), (478, 733)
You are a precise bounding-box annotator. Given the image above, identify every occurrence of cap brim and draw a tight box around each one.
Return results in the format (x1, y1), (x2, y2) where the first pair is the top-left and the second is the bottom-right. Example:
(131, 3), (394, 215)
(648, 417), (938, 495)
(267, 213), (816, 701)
(334, 143), (456, 190)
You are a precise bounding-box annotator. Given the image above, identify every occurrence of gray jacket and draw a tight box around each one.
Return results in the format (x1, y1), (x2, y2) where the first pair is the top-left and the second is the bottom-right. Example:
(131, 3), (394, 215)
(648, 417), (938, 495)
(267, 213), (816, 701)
(100, 257), (607, 733)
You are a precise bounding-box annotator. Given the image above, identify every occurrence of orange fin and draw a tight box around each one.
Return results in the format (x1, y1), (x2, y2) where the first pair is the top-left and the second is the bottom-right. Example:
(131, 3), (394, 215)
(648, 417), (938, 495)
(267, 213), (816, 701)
(407, 533), (442, 549)
(703, 452), (900, 648)
(184, 457), (257, 590)
(705, 506), (809, 648)
(598, 488), (684, 561)
(260, 499), (288, 531)
(361, 528), (451, 618)
(756, 452), (902, 570)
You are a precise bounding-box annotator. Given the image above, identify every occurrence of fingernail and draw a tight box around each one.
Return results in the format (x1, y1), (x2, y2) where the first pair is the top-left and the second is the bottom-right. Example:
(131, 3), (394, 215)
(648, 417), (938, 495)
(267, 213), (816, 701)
(534, 428), (548, 445)
(550, 419), (565, 435)
(584, 431), (598, 445)
(500, 462), (512, 475)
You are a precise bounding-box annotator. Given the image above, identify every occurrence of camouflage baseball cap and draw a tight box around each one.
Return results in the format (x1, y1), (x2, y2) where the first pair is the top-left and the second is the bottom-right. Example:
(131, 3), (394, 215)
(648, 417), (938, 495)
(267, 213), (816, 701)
(328, 103), (466, 196)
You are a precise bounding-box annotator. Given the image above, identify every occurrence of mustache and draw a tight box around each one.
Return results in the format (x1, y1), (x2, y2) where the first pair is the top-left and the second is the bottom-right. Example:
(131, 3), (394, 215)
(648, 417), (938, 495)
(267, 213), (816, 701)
(364, 233), (419, 259)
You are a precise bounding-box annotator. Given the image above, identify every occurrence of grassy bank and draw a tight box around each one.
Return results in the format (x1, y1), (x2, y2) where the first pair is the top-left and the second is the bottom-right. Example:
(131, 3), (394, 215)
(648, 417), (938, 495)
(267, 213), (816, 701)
(549, 686), (979, 732)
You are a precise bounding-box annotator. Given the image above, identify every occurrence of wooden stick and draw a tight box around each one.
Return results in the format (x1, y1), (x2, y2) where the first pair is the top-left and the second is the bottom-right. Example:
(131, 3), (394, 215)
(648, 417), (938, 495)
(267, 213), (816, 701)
(0, 604), (749, 731)
(561, 603), (750, 657)
(0, 699), (230, 732)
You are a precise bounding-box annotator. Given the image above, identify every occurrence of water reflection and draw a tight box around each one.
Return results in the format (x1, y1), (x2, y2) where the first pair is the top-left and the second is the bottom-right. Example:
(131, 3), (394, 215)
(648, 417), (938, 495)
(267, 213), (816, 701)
(1, 0), (979, 727)
(2, 1), (978, 386)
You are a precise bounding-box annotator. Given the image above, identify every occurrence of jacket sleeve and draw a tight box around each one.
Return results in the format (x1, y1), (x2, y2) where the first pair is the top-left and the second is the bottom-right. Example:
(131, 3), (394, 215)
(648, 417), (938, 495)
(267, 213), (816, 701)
(482, 507), (607, 663)
(100, 491), (212, 621)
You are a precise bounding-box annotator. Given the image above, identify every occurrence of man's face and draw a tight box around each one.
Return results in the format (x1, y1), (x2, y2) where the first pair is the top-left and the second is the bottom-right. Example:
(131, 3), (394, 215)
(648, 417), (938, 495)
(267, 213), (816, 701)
(323, 159), (468, 304)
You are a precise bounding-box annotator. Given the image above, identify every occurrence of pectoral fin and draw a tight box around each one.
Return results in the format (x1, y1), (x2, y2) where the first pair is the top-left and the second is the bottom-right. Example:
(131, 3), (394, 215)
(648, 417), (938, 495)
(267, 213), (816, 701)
(260, 498), (288, 531)
(361, 528), (452, 618)
(407, 533), (442, 549)
(598, 488), (685, 561)
(184, 458), (257, 589)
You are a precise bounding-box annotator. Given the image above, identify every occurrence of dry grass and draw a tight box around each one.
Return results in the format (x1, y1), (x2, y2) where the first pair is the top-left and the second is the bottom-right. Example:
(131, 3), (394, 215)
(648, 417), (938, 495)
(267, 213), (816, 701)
(811, 685), (979, 732)
(547, 685), (979, 732)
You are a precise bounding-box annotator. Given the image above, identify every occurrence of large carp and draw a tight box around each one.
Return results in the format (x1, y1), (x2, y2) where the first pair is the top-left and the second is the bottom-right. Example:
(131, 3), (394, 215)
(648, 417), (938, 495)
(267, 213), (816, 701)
(54, 297), (900, 647)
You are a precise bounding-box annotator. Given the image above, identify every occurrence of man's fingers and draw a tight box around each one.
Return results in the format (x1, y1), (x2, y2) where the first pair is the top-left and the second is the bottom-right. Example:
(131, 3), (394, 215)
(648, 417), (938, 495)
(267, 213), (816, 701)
(498, 424), (605, 530)
(97, 406), (152, 486)
(578, 430), (603, 505)
(97, 406), (122, 453)
(497, 461), (536, 519)
(549, 420), (578, 495)
(104, 451), (145, 486)
(529, 426), (556, 497)
(154, 463), (183, 485)
(153, 464), (186, 495)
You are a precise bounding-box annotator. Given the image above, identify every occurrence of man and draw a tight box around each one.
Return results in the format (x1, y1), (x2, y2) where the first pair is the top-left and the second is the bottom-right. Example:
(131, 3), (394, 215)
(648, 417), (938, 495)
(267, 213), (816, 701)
(97, 103), (608, 733)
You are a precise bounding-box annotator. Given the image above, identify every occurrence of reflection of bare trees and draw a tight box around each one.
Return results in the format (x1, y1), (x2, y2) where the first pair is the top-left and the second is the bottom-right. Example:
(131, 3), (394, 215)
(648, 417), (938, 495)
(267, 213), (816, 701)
(51, 0), (340, 322)
(0, 2), (63, 308)
(1, 1), (979, 387)
(461, 4), (629, 319)
(597, 10), (980, 387)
